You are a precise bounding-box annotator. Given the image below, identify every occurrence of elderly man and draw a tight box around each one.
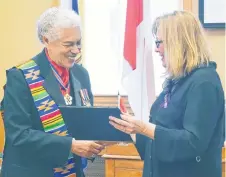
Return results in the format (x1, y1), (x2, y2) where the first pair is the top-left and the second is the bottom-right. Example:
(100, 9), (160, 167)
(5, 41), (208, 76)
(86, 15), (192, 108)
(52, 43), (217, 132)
(1, 7), (104, 177)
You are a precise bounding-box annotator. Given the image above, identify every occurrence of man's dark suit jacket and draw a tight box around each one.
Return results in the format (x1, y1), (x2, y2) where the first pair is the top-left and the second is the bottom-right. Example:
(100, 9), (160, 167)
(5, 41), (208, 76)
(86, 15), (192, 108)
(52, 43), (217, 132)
(1, 50), (93, 177)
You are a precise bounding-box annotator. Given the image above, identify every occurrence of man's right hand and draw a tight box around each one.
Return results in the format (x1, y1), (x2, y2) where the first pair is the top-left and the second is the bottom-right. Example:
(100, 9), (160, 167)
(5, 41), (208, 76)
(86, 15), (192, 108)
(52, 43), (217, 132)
(71, 139), (105, 158)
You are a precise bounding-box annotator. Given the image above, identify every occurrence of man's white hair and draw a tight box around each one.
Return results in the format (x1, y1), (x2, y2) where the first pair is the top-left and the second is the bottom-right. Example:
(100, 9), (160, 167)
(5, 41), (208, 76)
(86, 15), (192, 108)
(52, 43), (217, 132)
(37, 7), (81, 43)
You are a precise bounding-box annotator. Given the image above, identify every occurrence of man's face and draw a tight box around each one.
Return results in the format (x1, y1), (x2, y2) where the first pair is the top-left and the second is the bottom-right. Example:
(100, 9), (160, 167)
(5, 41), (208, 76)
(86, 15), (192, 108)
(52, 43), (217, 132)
(44, 27), (81, 68)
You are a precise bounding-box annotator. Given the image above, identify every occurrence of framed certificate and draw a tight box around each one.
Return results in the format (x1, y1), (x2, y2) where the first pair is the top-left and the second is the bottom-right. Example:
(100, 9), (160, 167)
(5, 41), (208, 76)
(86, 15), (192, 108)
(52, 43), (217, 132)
(199, 0), (225, 29)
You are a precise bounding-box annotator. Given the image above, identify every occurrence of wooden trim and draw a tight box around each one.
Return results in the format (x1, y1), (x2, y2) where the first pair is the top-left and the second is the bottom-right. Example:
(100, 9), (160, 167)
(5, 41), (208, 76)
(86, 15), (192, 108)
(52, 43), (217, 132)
(0, 115), (4, 153)
(183, 0), (193, 11)
(102, 154), (141, 160)
(104, 143), (140, 156)
(115, 160), (143, 169)
(105, 159), (115, 177)
(94, 95), (134, 114)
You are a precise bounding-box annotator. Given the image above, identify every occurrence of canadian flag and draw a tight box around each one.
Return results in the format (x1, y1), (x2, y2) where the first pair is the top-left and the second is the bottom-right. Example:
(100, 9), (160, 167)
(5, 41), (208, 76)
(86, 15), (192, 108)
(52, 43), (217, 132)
(121, 0), (156, 122)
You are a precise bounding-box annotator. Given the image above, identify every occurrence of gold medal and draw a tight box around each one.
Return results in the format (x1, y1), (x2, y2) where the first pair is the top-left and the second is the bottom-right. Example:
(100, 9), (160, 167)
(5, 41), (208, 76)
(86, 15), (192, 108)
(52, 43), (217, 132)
(64, 93), (73, 105)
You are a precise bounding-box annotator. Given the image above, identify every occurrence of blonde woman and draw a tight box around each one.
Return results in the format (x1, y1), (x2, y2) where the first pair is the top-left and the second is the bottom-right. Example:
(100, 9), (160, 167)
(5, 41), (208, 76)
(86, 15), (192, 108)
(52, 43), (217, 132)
(109, 11), (225, 177)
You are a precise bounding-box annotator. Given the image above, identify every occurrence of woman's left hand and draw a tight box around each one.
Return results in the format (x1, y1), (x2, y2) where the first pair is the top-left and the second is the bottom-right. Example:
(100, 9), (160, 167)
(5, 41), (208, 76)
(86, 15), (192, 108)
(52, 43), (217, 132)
(109, 113), (147, 134)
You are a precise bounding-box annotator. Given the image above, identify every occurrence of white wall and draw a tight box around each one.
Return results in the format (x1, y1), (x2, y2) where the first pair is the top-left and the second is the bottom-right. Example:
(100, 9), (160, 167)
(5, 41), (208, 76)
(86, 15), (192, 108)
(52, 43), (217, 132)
(83, 0), (183, 96)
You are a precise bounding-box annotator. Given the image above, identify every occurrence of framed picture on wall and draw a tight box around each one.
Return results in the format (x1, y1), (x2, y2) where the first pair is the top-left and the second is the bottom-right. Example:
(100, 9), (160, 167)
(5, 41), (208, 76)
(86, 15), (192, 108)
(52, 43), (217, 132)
(199, 0), (225, 29)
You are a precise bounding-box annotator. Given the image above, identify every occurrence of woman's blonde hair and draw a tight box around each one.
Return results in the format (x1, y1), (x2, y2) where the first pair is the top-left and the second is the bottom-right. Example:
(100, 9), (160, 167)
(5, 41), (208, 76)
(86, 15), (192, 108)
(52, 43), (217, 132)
(152, 11), (211, 78)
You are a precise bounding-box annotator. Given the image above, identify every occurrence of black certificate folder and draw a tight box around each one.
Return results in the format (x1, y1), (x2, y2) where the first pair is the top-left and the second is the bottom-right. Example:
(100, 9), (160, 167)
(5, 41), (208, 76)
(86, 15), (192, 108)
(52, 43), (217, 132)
(59, 106), (132, 142)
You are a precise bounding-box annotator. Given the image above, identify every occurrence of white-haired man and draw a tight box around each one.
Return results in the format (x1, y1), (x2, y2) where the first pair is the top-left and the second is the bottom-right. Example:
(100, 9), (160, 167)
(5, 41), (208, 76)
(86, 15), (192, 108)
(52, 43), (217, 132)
(1, 7), (104, 177)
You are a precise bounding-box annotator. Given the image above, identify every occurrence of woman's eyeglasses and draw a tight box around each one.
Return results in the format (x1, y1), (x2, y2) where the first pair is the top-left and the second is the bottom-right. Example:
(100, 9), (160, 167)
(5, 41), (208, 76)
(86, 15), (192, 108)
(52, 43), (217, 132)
(155, 40), (163, 48)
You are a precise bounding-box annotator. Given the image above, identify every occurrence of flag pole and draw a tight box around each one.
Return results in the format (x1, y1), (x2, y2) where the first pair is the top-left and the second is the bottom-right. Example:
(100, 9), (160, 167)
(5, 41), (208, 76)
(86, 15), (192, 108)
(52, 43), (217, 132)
(117, 0), (121, 109)
(78, 0), (85, 66)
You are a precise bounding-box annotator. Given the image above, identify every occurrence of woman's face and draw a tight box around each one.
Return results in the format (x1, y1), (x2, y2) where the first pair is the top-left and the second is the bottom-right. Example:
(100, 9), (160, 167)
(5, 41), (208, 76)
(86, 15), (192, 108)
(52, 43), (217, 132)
(154, 33), (166, 68)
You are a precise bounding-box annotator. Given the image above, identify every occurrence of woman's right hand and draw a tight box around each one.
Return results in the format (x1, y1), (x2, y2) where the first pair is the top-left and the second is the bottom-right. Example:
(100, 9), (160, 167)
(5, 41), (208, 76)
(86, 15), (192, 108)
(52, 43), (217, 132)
(109, 113), (147, 135)
(71, 139), (105, 158)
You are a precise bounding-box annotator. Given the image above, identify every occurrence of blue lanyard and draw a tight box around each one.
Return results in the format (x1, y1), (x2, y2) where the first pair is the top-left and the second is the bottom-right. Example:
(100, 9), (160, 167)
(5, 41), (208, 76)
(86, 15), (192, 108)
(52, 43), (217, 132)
(49, 63), (70, 92)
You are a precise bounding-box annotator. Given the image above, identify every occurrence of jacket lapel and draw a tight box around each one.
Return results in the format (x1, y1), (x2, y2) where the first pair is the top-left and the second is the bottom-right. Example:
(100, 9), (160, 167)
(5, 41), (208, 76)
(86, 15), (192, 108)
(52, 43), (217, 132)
(32, 50), (65, 105)
(70, 69), (82, 106)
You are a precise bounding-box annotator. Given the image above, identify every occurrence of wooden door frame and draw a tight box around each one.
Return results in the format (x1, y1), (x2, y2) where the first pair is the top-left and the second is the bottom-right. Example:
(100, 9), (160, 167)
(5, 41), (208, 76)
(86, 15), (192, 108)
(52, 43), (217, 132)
(183, 0), (193, 11)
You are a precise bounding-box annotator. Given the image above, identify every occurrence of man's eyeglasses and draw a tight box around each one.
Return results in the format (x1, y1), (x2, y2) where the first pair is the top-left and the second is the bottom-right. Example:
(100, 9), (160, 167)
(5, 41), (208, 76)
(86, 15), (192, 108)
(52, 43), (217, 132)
(155, 40), (163, 48)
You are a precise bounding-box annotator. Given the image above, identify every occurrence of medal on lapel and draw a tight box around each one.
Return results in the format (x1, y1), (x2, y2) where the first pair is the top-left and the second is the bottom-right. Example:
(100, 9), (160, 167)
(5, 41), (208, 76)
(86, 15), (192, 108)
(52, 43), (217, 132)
(79, 89), (91, 107)
(64, 93), (73, 105)
(49, 64), (73, 105)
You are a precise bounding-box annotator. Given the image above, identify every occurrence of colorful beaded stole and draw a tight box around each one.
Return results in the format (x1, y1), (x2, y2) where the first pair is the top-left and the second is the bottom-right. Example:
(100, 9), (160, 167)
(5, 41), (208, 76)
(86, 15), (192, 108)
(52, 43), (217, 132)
(17, 60), (87, 177)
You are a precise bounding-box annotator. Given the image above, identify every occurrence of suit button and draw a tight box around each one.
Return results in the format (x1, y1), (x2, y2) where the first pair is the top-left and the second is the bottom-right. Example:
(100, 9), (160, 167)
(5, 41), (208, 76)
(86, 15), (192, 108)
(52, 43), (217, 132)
(150, 156), (152, 160)
(150, 172), (152, 176)
(196, 156), (201, 162)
